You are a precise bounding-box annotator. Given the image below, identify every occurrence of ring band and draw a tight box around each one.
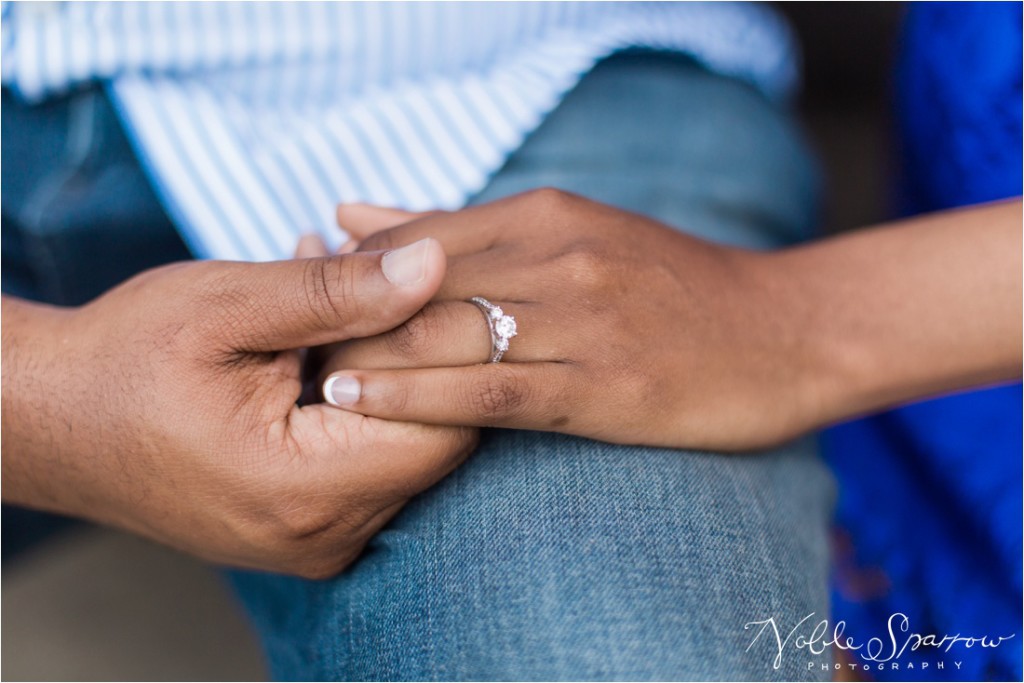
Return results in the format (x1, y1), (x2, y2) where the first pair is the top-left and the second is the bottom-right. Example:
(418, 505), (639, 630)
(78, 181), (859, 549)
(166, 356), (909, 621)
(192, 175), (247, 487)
(470, 296), (517, 363)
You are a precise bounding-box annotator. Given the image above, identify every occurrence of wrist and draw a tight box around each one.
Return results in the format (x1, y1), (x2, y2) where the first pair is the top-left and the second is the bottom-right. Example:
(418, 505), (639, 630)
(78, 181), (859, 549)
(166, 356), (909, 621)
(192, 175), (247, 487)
(752, 243), (902, 433)
(741, 248), (850, 436)
(1, 297), (87, 513)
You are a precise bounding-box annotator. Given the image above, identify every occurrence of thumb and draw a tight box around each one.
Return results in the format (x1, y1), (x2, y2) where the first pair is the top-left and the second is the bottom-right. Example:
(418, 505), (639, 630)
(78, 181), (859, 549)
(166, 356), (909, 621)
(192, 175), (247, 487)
(221, 237), (446, 352)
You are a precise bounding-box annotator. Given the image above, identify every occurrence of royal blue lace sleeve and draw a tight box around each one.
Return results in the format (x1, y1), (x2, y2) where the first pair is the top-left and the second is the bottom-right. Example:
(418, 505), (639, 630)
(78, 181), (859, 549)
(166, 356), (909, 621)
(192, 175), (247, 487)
(824, 3), (1022, 681)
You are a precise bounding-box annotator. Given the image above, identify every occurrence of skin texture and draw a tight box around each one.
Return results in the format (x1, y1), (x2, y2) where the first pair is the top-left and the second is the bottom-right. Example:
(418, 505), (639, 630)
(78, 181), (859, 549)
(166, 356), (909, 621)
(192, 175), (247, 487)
(1, 241), (477, 578)
(319, 189), (1023, 452)
(4, 188), (1019, 578)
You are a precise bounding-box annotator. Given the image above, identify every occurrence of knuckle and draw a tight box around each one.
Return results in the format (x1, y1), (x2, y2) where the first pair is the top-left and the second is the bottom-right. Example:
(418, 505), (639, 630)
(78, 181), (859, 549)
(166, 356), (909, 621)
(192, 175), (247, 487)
(228, 477), (374, 579)
(260, 486), (360, 543)
(267, 502), (378, 578)
(553, 243), (612, 296)
(383, 307), (441, 361)
(193, 268), (262, 330)
(273, 501), (340, 541)
(360, 230), (401, 254)
(300, 257), (349, 333)
(559, 245), (605, 275)
(381, 379), (412, 415)
(465, 371), (527, 421)
(279, 501), (388, 578)
(193, 262), (250, 305)
(524, 186), (576, 211)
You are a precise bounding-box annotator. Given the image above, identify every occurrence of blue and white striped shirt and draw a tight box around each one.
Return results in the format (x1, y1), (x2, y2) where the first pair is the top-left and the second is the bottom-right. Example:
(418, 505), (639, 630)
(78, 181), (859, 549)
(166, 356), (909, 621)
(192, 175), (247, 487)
(2, 1), (795, 261)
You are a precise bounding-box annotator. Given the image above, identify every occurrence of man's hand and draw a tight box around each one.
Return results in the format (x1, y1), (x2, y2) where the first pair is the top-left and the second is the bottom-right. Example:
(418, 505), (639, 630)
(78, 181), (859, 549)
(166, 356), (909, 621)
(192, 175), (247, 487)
(1, 239), (477, 578)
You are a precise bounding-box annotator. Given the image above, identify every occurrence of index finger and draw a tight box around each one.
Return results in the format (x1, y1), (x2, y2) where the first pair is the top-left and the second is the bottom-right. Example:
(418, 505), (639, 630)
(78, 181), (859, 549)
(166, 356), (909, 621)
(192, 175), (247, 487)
(355, 199), (515, 256)
(336, 204), (432, 240)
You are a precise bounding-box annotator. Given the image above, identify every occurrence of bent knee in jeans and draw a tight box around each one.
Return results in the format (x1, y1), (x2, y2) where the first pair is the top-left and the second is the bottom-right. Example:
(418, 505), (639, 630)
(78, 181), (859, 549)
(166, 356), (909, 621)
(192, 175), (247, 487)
(233, 430), (834, 681)
(232, 51), (830, 682)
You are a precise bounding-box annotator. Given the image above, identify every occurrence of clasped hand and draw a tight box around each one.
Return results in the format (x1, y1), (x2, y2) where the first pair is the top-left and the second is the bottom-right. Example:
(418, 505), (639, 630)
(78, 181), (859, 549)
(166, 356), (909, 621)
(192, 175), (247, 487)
(2, 240), (475, 578)
(6, 188), (818, 581)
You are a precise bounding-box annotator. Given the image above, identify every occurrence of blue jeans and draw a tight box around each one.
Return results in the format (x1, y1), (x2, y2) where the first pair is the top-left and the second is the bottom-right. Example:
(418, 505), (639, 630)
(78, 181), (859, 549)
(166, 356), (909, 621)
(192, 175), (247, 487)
(3, 53), (833, 680)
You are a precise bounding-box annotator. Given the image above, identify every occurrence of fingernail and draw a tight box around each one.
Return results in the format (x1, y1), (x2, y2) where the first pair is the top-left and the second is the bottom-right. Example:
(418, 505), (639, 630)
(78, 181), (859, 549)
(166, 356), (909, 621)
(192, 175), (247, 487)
(381, 238), (431, 286)
(324, 375), (361, 406)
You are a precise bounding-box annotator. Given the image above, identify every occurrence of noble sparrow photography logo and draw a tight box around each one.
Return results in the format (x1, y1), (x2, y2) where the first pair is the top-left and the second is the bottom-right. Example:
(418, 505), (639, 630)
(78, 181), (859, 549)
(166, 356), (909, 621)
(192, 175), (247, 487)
(744, 612), (1016, 674)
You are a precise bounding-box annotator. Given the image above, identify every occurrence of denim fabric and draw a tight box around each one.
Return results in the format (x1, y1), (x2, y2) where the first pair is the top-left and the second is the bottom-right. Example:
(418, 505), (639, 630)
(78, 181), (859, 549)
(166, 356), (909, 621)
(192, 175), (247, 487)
(469, 52), (820, 249)
(2, 52), (834, 680)
(231, 54), (834, 682)
(1, 87), (191, 305)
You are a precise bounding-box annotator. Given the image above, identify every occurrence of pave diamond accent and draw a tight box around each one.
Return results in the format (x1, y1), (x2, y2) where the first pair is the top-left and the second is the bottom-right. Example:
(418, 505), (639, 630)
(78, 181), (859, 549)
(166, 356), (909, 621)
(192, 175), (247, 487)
(469, 296), (518, 363)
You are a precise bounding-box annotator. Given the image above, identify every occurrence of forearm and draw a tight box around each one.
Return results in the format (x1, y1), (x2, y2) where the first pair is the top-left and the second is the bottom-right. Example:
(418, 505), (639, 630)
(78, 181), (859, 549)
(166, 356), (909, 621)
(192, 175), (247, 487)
(767, 198), (1023, 427)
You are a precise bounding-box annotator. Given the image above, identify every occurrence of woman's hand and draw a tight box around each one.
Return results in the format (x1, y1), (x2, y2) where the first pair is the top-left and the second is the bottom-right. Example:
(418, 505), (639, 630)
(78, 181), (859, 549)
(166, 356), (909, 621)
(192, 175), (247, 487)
(317, 192), (1021, 453)
(317, 189), (826, 451)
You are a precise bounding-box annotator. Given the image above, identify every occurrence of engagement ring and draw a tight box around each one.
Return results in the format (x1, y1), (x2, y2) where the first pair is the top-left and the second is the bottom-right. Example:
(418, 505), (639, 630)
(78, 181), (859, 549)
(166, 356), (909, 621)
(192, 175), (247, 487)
(470, 296), (517, 363)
